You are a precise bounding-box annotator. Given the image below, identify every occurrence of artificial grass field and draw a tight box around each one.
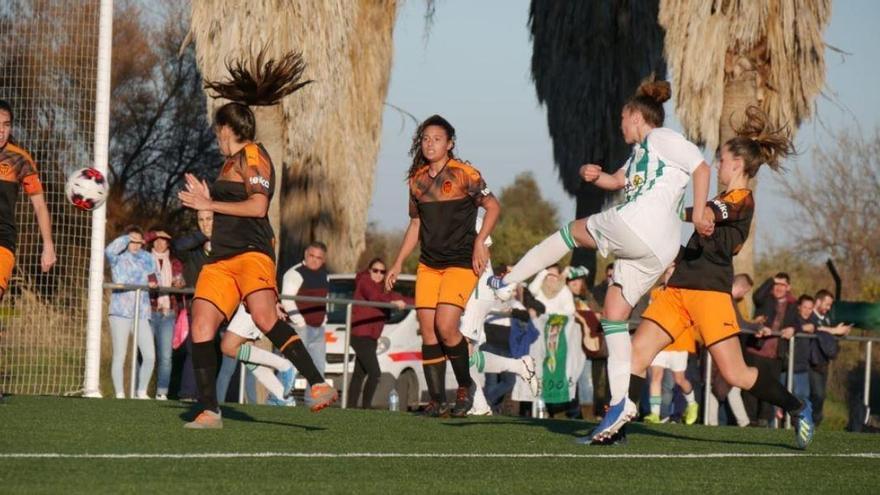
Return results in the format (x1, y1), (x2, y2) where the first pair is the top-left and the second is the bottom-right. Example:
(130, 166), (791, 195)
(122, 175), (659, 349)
(1, 396), (878, 494)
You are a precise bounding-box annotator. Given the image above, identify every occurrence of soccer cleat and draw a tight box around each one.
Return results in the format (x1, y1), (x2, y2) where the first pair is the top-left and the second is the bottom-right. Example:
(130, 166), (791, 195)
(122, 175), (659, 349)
(420, 400), (450, 418)
(487, 275), (514, 302)
(576, 425), (628, 446)
(451, 383), (476, 418)
(794, 401), (815, 450)
(267, 395), (296, 407)
(518, 356), (540, 397)
(184, 410), (223, 429)
(684, 402), (699, 425)
(309, 383), (338, 412)
(589, 398), (638, 443)
(643, 413), (662, 424)
(278, 366), (296, 399)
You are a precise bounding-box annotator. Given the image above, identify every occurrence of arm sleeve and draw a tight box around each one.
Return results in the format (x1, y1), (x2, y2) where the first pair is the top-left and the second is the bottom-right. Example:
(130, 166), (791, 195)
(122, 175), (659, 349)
(104, 235), (129, 265)
(463, 166), (493, 206)
(18, 152), (44, 196)
(649, 130), (705, 174)
(280, 267), (307, 327)
(240, 145), (272, 197)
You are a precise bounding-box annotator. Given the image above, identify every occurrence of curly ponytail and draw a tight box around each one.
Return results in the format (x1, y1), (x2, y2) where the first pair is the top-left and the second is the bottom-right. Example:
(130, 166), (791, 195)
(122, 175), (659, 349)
(725, 106), (795, 177)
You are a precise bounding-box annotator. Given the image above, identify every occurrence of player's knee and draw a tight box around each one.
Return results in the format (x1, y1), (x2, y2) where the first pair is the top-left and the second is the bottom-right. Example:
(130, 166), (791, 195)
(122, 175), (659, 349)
(219, 339), (238, 358)
(718, 365), (749, 389)
(250, 312), (277, 333)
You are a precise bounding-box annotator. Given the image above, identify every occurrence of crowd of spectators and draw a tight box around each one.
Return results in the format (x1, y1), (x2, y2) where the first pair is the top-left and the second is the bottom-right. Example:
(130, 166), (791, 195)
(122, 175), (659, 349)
(104, 223), (855, 429)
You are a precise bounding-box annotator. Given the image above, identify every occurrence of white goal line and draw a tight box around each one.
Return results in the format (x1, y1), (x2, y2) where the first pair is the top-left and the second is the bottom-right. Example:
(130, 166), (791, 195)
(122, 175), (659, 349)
(2, 452), (879, 460)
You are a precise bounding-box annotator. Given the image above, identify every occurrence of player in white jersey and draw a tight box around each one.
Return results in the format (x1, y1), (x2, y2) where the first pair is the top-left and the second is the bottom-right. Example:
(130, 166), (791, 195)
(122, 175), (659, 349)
(460, 217), (539, 414)
(488, 79), (713, 443)
(221, 304), (297, 405)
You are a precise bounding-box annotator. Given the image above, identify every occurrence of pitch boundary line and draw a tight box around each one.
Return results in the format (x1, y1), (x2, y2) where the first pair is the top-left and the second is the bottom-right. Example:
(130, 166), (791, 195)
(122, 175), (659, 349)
(2, 452), (879, 460)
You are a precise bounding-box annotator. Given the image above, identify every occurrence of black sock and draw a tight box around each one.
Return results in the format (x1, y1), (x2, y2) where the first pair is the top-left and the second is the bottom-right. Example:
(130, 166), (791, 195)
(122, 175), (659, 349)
(192, 341), (219, 413)
(628, 374), (646, 408)
(265, 320), (323, 386)
(442, 337), (473, 389)
(422, 343), (446, 402)
(748, 366), (802, 414)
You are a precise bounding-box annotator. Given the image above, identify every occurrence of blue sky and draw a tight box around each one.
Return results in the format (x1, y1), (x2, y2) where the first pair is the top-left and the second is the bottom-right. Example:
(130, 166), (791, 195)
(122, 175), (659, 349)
(369, 0), (880, 254)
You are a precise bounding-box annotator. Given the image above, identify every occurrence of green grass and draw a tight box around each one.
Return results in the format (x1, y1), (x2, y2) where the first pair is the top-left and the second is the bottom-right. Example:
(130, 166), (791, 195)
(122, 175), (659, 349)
(1, 396), (879, 494)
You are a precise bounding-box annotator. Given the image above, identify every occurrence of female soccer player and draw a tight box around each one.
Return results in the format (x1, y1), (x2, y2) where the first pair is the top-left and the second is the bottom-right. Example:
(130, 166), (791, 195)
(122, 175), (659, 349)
(490, 80), (712, 439)
(618, 107), (814, 449)
(178, 50), (336, 429)
(0, 99), (56, 301)
(385, 115), (501, 417)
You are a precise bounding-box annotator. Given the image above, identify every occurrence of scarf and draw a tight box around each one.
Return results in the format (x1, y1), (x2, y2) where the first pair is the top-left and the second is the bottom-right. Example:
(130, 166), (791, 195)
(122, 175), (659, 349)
(153, 250), (173, 311)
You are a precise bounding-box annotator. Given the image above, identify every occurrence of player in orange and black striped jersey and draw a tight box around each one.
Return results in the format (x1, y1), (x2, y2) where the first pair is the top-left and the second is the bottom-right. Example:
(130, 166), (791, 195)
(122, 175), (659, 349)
(621, 107), (816, 449)
(0, 99), (56, 300)
(386, 115), (501, 418)
(176, 49), (336, 429)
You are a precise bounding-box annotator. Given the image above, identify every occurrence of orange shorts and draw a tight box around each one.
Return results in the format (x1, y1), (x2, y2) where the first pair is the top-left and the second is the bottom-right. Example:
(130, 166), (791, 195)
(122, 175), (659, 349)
(415, 263), (478, 310)
(194, 251), (277, 321)
(663, 324), (697, 353)
(642, 286), (739, 347)
(0, 246), (13, 293)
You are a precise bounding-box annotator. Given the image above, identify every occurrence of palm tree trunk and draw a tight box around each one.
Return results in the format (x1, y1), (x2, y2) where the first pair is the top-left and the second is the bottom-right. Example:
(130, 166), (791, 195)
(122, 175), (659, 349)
(719, 54), (760, 316)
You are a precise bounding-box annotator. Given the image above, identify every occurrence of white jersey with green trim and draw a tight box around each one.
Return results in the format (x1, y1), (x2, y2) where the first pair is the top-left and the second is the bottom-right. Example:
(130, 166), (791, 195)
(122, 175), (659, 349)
(613, 127), (704, 264)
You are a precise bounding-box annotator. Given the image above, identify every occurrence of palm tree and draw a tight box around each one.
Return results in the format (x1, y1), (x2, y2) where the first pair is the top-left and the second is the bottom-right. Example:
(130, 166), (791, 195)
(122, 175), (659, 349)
(528, 0), (667, 284)
(189, 1), (398, 272)
(659, 0), (831, 280)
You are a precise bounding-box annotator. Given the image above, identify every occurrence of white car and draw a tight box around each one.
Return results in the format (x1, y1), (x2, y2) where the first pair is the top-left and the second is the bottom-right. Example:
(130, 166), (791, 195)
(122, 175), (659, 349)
(315, 273), (457, 409)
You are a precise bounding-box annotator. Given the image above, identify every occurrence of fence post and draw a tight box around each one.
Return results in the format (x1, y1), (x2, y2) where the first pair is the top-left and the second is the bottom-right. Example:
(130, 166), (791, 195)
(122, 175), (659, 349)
(785, 334), (795, 429)
(704, 349), (713, 425)
(341, 303), (352, 409)
(129, 289), (141, 399)
(865, 340), (873, 418)
(238, 363), (246, 404)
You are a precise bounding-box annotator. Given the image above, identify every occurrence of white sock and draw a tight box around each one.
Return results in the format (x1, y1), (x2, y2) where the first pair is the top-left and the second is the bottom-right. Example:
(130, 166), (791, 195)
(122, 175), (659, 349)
(684, 389), (696, 404)
(481, 351), (524, 375)
(603, 320), (632, 405)
(249, 364), (285, 399)
(237, 344), (292, 373)
(728, 387), (750, 427)
(469, 361), (490, 413)
(504, 228), (575, 284)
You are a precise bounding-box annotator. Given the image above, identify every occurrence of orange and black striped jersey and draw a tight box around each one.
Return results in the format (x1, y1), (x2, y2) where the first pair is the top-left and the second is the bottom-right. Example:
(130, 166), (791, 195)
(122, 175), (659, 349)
(208, 142), (276, 262)
(669, 189), (754, 293)
(408, 159), (492, 269)
(0, 143), (44, 253)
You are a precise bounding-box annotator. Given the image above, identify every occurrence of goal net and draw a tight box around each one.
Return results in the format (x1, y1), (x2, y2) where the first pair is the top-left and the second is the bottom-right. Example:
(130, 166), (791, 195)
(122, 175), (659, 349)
(0, 1), (99, 395)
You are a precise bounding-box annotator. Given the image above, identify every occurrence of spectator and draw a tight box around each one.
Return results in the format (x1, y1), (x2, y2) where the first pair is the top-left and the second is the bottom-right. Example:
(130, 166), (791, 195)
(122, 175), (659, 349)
(743, 272), (796, 426)
(172, 210), (214, 402)
(347, 258), (407, 409)
(105, 226), (157, 399)
(809, 289), (852, 426)
(517, 265), (584, 417)
(281, 241), (330, 407)
(146, 229), (185, 401)
(590, 262), (614, 306)
(778, 295), (817, 418)
(567, 267), (603, 420)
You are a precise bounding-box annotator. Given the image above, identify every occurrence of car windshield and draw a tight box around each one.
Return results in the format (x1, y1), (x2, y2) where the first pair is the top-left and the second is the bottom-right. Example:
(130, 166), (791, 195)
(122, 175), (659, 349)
(326, 277), (415, 325)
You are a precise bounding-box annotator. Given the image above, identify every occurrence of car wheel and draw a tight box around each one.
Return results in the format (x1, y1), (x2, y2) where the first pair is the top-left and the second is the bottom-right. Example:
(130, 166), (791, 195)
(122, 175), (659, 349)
(396, 369), (419, 411)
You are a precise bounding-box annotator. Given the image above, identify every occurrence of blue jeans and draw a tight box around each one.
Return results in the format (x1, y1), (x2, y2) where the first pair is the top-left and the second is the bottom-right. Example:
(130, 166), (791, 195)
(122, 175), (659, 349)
(577, 359), (594, 405)
(294, 325), (327, 405)
(151, 311), (176, 395)
(481, 342), (516, 411)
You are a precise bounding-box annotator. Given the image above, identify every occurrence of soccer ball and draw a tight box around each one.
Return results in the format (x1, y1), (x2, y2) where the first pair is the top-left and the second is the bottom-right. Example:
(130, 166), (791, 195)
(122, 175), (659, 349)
(65, 168), (108, 211)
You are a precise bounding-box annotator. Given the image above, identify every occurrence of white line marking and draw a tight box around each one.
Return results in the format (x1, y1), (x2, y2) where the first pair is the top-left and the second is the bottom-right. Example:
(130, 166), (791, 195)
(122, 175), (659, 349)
(2, 452), (879, 460)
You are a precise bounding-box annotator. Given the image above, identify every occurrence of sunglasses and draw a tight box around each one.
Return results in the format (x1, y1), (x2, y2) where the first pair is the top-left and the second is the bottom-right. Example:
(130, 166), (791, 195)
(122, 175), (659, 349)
(371, 268), (387, 275)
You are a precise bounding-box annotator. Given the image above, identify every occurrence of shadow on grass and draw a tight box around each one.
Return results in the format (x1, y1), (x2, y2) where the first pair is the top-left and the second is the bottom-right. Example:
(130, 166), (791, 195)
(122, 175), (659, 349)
(172, 403), (327, 432)
(439, 416), (796, 450)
